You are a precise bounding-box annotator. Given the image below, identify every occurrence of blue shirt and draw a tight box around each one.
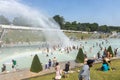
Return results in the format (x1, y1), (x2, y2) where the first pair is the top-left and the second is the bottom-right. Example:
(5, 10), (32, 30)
(102, 63), (109, 71)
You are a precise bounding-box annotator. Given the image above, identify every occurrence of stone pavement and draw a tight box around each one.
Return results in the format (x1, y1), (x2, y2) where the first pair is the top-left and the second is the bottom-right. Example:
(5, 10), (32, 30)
(0, 68), (56, 80)
(0, 60), (79, 80)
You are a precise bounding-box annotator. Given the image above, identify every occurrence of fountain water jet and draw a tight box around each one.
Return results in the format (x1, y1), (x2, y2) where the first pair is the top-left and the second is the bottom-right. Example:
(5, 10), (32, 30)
(0, 0), (72, 47)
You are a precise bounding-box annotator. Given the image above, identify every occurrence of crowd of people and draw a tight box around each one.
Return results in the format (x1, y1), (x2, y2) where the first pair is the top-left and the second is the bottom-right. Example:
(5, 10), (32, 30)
(0, 39), (119, 80)
(45, 57), (57, 70)
(78, 45), (119, 80)
(51, 41), (119, 80)
(44, 56), (71, 80)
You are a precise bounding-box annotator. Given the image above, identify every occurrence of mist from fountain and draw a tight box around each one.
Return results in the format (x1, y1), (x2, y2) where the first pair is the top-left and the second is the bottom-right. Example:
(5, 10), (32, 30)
(0, 0), (72, 47)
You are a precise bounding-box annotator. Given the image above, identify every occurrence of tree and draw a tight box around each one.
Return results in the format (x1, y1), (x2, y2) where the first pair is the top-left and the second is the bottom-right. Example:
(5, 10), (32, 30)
(90, 23), (99, 31)
(71, 21), (78, 30)
(64, 22), (71, 30)
(53, 15), (65, 29)
(81, 36), (84, 40)
(75, 48), (84, 63)
(80, 23), (90, 31)
(30, 55), (43, 73)
(52, 15), (120, 32)
(98, 25), (108, 32)
(77, 22), (81, 30)
(85, 27), (90, 32)
(107, 46), (114, 57)
(0, 15), (11, 25)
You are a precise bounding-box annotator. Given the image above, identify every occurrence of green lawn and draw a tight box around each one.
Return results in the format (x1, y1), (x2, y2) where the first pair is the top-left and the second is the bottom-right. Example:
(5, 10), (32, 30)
(2, 30), (108, 44)
(64, 32), (92, 39)
(3, 30), (93, 43)
(25, 59), (120, 80)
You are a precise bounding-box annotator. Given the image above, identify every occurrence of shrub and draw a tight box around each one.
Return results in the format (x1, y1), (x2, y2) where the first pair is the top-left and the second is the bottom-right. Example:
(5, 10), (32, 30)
(30, 54), (43, 73)
(81, 36), (84, 40)
(107, 46), (114, 57)
(75, 48), (84, 63)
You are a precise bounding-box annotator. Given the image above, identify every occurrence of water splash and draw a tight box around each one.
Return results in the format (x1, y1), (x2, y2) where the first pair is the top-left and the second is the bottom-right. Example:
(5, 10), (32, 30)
(0, 0), (72, 47)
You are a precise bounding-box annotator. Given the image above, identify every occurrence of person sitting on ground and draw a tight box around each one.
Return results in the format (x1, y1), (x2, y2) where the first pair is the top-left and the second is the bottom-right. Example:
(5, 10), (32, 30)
(64, 62), (70, 73)
(101, 58), (110, 71)
(105, 57), (112, 70)
(63, 62), (70, 78)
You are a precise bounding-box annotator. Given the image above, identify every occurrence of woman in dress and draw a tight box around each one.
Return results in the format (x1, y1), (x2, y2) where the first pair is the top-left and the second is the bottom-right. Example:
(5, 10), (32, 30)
(55, 62), (62, 80)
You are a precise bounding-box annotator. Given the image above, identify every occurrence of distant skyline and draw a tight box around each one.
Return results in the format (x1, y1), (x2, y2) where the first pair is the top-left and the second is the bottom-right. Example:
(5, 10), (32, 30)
(20, 0), (120, 26)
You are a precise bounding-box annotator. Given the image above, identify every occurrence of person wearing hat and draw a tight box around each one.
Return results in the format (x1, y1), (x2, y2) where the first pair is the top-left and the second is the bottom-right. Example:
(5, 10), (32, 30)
(78, 59), (94, 80)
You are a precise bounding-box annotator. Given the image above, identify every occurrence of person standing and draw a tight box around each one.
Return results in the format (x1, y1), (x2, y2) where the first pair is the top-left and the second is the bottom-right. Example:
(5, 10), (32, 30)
(53, 57), (57, 67)
(12, 59), (17, 70)
(45, 63), (48, 70)
(114, 48), (118, 57)
(48, 59), (52, 69)
(55, 62), (62, 80)
(97, 51), (101, 59)
(78, 59), (94, 80)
